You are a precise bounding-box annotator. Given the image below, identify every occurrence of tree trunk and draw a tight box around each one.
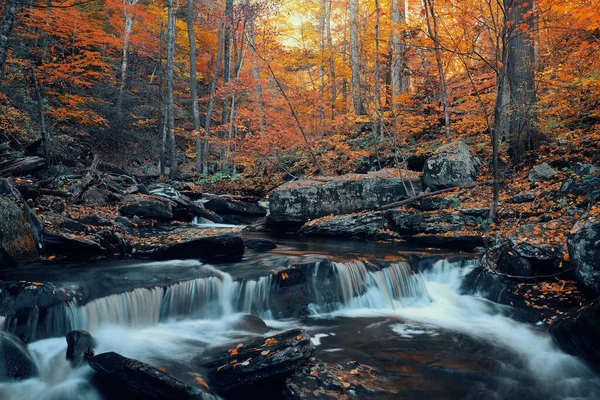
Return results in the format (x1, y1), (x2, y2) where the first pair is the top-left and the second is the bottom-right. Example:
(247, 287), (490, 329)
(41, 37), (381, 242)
(349, 0), (365, 115)
(504, 0), (540, 162)
(117, 1), (138, 123)
(423, 0), (451, 139)
(318, 0), (325, 129)
(0, 0), (16, 78)
(221, 0), (233, 126)
(372, 0), (382, 139)
(204, 23), (225, 174)
(166, 0), (178, 178)
(188, 0), (202, 172)
(325, 0), (336, 119)
(157, 22), (166, 177)
(248, 21), (264, 130)
(30, 66), (50, 162)
(391, 0), (408, 111)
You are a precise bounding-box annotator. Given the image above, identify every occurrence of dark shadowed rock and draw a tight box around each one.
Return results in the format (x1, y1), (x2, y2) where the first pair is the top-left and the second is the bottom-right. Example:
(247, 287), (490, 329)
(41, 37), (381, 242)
(231, 315), (269, 334)
(0, 331), (38, 381)
(204, 329), (315, 396)
(528, 163), (558, 182)
(496, 248), (534, 277)
(417, 196), (456, 211)
(119, 195), (174, 221)
(560, 163), (600, 197)
(268, 170), (422, 226)
(204, 196), (267, 217)
(77, 214), (113, 227)
(66, 330), (96, 367)
(512, 193), (536, 203)
(89, 351), (216, 399)
(131, 228), (244, 262)
(550, 299), (600, 374)
(285, 361), (398, 400)
(407, 154), (429, 172)
(244, 239), (277, 252)
(40, 212), (89, 234)
(568, 212), (600, 296)
(82, 188), (109, 206)
(423, 142), (480, 190)
(300, 212), (387, 237)
(43, 231), (104, 258)
(387, 208), (479, 235)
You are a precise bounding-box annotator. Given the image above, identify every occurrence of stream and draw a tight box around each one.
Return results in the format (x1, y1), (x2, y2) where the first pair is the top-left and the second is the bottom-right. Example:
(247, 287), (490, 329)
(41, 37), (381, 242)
(1, 234), (600, 399)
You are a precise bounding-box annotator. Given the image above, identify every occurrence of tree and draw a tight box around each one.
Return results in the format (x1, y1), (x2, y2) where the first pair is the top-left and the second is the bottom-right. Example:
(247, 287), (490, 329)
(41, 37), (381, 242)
(390, 0), (408, 110)
(349, 0), (365, 115)
(0, 0), (16, 78)
(116, 0), (140, 123)
(188, 0), (202, 172)
(166, 0), (178, 178)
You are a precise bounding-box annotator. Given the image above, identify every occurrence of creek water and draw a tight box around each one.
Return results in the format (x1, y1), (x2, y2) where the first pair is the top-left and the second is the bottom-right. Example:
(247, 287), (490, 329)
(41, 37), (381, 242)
(1, 235), (599, 399)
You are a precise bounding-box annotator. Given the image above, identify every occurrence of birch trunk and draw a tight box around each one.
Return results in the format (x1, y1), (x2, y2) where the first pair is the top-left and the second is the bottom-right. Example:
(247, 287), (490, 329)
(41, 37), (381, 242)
(349, 0), (365, 115)
(187, 0), (202, 172)
(166, 0), (178, 178)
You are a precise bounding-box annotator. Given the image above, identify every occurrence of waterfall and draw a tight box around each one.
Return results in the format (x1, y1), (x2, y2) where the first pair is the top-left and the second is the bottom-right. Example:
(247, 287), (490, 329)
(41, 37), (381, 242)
(332, 261), (430, 310)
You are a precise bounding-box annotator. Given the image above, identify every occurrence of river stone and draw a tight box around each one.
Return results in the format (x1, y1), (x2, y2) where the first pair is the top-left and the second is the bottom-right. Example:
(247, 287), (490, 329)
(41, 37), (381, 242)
(560, 163), (600, 197)
(550, 299), (600, 374)
(66, 330), (96, 367)
(204, 329), (315, 395)
(89, 351), (216, 399)
(568, 211), (600, 295)
(300, 212), (387, 237)
(244, 239), (277, 252)
(268, 170), (422, 226)
(423, 142), (480, 190)
(231, 315), (269, 334)
(43, 231), (104, 258)
(82, 188), (109, 206)
(0, 331), (38, 381)
(528, 163), (558, 182)
(119, 195), (174, 221)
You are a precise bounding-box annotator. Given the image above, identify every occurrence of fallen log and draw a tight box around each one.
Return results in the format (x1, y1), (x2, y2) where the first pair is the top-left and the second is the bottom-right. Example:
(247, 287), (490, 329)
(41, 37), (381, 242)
(378, 182), (488, 211)
(0, 157), (45, 177)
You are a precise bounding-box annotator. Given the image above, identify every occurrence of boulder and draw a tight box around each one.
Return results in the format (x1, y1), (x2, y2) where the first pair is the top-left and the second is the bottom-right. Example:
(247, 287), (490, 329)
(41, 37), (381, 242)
(43, 231), (104, 258)
(406, 154), (429, 172)
(231, 315), (269, 334)
(568, 210), (600, 295)
(89, 351), (216, 399)
(77, 214), (113, 227)
(66, 330), (96, 367)
(40, 212), (89, 234)
(417, 196), (456, 211)
(244, 239), (277, 252)
(0, 179), (40, 266)
(131, 228), (244, 262)
(119, 195), (174, 221)
(550, 299), (600, 374)
(147, 183), (181, 200)
(512, 193), (536, 203)
(387, 209), (477, 235)
(204, 329), (315, 395)
(285, 361), (397, 400)
(496, 248), (534, 277)
(300, 212), (387, 237)
(269, 170), (422, 225)
(204, 196), (267, 217)
(560, 163), (600, 197)
(82, 188), (109, 206)
(528, 163), (558, 182)
(0, 331), (38, 381)
(423, 142), (480, 190)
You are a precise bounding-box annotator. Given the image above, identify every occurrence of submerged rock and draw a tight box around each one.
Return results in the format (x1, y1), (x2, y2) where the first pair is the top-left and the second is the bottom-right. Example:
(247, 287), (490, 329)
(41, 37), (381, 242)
(0, 331), (38, 381)
(66, 330), (96, 367)
(550, 299), (600, 374)
(244, 238), (277, 252)
(300, 212), (387, 237)
(89, 351), (216, 399)
(285, 361), (398, 400)
(204, 329), (315, 396)
(231, 315), (269, 334)
(568, 211), (600, 296)
(423, 142), (480, 190)
(528, 163), (558, 182)
(268, 170), (422, 226)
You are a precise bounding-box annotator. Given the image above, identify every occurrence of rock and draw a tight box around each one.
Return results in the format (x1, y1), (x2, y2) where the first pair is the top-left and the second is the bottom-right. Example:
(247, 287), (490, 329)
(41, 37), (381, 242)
(560, 163), (600, 197)
(528, 163), (558, 182)
(231, 315), (269, 334)
(300, 212), (387, 237)
(147, 183), (181, 200)
(285, 361), (397, 400)
(77, 214), (113, 227)
(387, 209), (479, 235)
(204, 329), (315, 395)
(244, 239), (277, 252)
(82, 188), (109, 206)
(269, 170), (422, 226)
(423, 142), (480, 190)
(496, 248), (534, 277)
(115, 216), (136, 230)
(458, 208), (490, 217)
(512, 193), (536, 203)
(406, 154), (429, 172)
(0, 331), (38, 381)
(0, 197), (39, 267)
(43, 232), (104, 258)
(131, 228), (244, 262)
(132, 216), (143, 227)
(40, 212), (89, 234)
(97, 229), (129, 257)
(204, 196), (267, 217)
(89, 351), (215, 399)
(417, 197), (457, 211)
(508, 218), (573, 269)
(119, 195), (174, 221)
(66, 330), (96, 367)
(550, 299), (600, 374)
(568, 211), (600, 295)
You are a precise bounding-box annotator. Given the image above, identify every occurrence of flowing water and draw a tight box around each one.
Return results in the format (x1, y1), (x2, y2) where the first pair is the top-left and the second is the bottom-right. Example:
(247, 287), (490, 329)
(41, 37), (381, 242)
(1, 236), (599, 399)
